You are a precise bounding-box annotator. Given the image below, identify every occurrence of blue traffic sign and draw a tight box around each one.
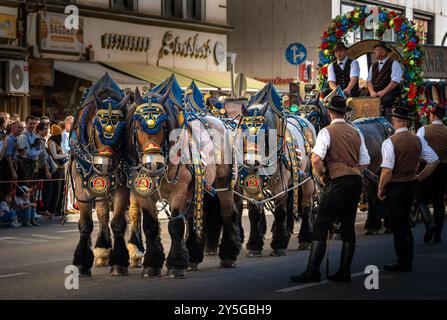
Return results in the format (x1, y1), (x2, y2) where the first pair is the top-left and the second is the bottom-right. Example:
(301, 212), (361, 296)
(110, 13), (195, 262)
(285, 43), (307, 65)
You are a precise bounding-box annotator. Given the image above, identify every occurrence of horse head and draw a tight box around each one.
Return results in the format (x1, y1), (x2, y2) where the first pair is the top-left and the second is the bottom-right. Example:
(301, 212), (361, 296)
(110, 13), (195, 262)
(91, 94), (128, 174)
(239, 101), (273, 170)
(205, 95), (228, 118)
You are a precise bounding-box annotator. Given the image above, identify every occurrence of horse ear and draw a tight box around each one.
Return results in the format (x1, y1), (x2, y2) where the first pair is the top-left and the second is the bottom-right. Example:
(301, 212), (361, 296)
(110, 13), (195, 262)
(241, 104), (248, 116)
(134, 87), (143, 105)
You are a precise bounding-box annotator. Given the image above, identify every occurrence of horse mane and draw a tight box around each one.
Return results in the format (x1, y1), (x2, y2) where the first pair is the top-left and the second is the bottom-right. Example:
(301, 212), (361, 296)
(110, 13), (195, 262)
(78, 100), (97, 145)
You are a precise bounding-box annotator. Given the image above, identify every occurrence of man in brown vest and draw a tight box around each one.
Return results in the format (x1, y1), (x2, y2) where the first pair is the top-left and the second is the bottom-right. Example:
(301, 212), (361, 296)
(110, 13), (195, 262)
(378, 103), (439, 272)
(328, 43), (360, 97)
(416, 104), (447, 243)
(290, 95), (370, 283)
(367, 41), (403, 122)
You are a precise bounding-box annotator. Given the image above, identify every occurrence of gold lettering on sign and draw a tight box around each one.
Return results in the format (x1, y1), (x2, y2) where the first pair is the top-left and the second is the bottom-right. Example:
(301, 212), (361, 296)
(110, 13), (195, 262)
(101, 33), (150, 52)
(158, 31), (212, 63)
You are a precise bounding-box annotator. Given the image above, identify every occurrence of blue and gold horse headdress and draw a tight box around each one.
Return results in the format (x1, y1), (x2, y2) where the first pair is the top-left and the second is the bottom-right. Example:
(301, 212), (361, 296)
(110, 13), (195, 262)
(150, 74), (184, 110)
(93, 95), (128, 147)
(185, 81), (207, 113)
(248, 82), (283, 117)
(80, 73), (124, 107)
(205, 95), (227, 117)
(133, 93), (168, 135)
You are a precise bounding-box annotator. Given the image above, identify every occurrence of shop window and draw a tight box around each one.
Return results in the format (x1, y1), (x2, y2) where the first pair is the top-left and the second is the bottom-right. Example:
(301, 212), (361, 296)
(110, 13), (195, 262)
(111, 0), (135, 12)
(414, 15), (433, 45)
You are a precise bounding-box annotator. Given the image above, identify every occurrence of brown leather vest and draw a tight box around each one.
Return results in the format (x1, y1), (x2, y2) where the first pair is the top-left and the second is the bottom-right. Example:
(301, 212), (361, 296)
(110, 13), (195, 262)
(333, 59), (360, 97)
(325, 122), (361, 179)
(372, 59), (394, 92)
(389, 131), (422, 183)
(425, 124), (447, 163)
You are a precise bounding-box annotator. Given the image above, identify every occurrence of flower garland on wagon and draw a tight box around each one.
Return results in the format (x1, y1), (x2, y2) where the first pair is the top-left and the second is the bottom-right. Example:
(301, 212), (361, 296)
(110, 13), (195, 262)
(318, 6), (429, 121)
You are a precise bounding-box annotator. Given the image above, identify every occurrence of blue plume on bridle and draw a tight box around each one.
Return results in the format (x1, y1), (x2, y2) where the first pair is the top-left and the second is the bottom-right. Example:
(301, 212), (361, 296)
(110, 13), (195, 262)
(185, 81), (206, 113)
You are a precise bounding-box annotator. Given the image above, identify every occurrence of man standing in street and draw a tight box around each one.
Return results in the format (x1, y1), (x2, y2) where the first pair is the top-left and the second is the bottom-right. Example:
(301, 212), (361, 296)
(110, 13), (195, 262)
(378, 103), (439, 272)
(367, 41), (403, 121)
(17, 116), (43, 186)
(416, 104), (447, 244)
(290, 95), (370, 283)
(328, 42), (360, 97)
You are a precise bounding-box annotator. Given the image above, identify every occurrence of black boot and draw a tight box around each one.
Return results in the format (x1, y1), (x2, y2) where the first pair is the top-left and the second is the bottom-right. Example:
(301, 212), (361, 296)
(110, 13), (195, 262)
(290, 241), (326, 283)
(384, 234), (412, 272)
(433, 206), (445, 243)
(298, 206), (313, 250)
(419, 203), (435, 243)
(327, 242), (355, 283)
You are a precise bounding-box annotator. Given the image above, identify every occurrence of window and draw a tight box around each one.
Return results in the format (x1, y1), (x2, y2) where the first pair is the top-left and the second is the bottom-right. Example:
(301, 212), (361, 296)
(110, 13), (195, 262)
(164, 0), (184, 18)
(111, 0), (134, 12)
(164, 0), (202, 21)
(413, 15), (433, 45)
(186, 0), (202, 21)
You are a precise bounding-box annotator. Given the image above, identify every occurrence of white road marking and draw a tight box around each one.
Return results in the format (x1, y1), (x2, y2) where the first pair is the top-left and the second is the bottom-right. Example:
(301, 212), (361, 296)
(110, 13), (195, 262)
(55, 229), (78, 233)
(0, 273), (29, 279)
(276, 271), (365, 293)
(0, 237), (16, 241)
(4, 239), (47, 244)
(29, 234), (63, 240)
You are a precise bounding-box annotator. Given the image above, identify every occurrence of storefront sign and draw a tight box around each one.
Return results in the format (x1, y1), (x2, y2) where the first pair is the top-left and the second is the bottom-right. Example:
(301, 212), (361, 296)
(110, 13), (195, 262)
(0, 14), (17, 39)
(158, 31), (211, 63)
(29, 58), (54, 86)
(39, 13), (84, 53)
(101, 33), (150, 52)
(423, 46), (447, 79)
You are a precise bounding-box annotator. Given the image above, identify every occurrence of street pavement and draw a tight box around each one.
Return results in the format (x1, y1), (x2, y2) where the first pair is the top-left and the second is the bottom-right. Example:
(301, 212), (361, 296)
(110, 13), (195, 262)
(0, 212), (446, 300)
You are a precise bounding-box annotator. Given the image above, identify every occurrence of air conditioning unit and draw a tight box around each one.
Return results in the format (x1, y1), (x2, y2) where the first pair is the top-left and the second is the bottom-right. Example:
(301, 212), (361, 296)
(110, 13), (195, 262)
(6, 60), (29, 95)
(226, 52), (237, 72)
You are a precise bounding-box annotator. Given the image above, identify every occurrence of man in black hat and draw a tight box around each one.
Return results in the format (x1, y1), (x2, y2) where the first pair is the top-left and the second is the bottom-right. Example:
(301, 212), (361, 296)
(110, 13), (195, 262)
(416, 104), (447, 243)
(290, 95), (370, 283)
(378, 103), (439, 272)
(367, 41), (403, 121)
(328, 43), (360, 97)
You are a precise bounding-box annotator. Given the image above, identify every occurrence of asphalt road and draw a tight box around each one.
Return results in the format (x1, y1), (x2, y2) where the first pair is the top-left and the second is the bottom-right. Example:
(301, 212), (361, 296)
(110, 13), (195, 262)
(0, 212), (446, 300)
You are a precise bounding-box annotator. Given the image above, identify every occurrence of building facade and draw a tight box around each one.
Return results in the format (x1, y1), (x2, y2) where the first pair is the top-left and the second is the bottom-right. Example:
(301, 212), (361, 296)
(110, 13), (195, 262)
(1, 0), (246, 120)
(228, 0), (447, 86)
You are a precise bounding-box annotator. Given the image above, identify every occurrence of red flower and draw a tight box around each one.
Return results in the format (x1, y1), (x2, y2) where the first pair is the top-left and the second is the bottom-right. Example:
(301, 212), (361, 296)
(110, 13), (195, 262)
(321, 42), (329, 49)
(322, 32), (329, 39)
(321, 66), (328, 76)
(336, 22), (342, 28)
(336, 29), (344, 38)
(384, 22), (389, 28)
(406, 41), (417, 51)
(408, 84), (417, 100)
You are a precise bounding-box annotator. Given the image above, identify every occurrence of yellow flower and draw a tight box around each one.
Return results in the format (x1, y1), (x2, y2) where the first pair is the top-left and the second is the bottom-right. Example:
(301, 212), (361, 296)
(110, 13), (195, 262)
(354, 12), (359, 19)
(324, 49), (330, 56)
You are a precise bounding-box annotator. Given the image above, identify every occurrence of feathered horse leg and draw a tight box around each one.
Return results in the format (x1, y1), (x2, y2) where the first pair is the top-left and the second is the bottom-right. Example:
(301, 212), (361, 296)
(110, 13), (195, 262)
(93, 201), (112, 267)
(127, 198), (145, 268)
(73, 201), (94, 277)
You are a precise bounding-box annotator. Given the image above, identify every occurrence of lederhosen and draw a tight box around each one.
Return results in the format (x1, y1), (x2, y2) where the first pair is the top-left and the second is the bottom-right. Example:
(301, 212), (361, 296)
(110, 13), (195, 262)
(385, 131), (421, 267)
(313, 122), (363, 243)
(371, 59), (401, 120)
(418, 124), (447, 238)
(333, 59), (360, 97)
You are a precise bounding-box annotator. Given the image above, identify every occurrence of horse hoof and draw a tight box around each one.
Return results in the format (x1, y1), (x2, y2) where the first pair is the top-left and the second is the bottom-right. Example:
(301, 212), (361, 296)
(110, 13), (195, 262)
(270, 249), (287, 257)
(220, 260), (236, 268)
(187, 263), (199, 271)
(247, 250), (262, 258)
(166, 268), (186, 279)
(129, 258), (143, 269)
(77, 265), (92, 277)
(94, 257), (109, 267)
(298, 243), (312, 251)
(142, 267), (162, 278)
(110, 265), (129, 276)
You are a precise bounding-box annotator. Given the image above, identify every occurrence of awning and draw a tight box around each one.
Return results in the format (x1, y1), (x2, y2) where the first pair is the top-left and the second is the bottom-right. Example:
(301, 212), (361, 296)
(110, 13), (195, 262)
(161, 66), (266, 92)
(54, 61), (146, 89)
(102, 62), (214, 90)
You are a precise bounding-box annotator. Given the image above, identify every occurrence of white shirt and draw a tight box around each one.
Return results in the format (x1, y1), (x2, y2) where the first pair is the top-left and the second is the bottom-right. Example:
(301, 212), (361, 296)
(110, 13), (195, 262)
(381, 128), (439, 169)
(312, 119), (371, 166)
(328, 57), (360, 83)
(367, 57), (403, 84)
